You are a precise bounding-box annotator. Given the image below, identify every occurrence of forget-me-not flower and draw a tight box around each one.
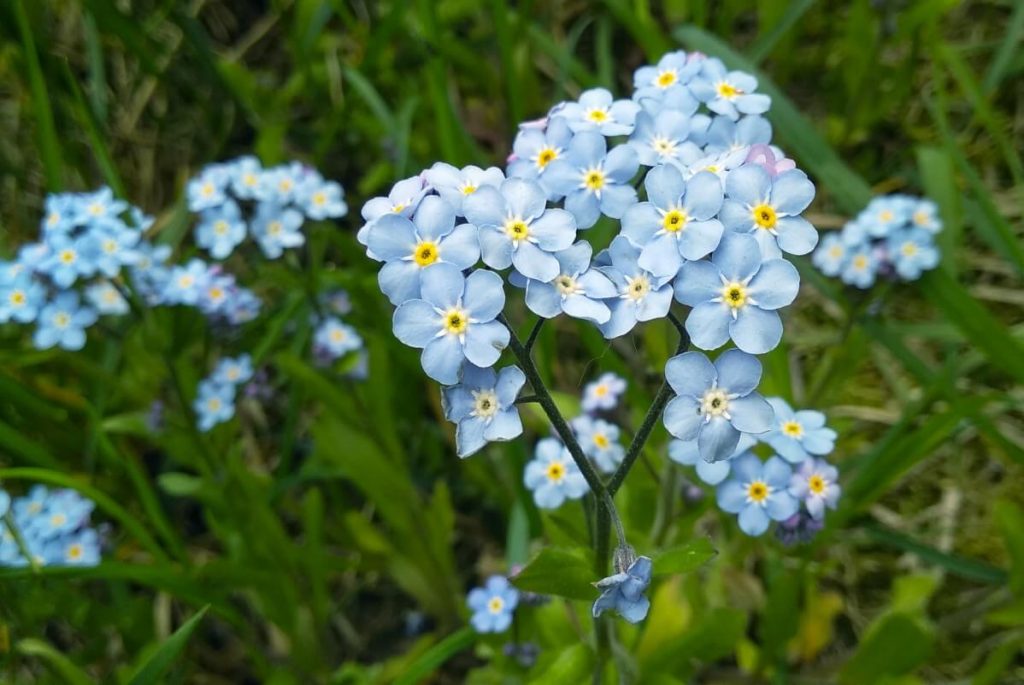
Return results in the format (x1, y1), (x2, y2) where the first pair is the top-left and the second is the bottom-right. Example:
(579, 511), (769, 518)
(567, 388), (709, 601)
(467, 575), (519, 633)
(194, 379), (235, 432)
(252, 204), (305, 259)
(442, 364), (525, 457)
(80, 225), (140, 278)
(38, 234), (94, 288)
(0, 274), (46, 324)
(812, 233), (848, 277)
(524, 437), (589, 509)
(840, 244), (878, 289)
(627, 110), (700, 167)
(212, 354), (255, 386)
(196, 199), (247, 259)
(717, 453), (799, 536)
(423, 162), (504, 215)
(632, 50), (704, 111)
(702, 115), (772, 155)
(521, 241), (616, 324)
(33, 291), (98, 351)
(592, 555), (652, 624)
(789, 458), (841, 520)
(314, 316), (364, 359)
(161, 259), (211, 306)
(691, 58), (770, 121)
(543, 131), (640, 228)
(596, 236), (674, 338)
(668, 433), (757, 485)
(720, 165), (818, 259)
(571, 414), (625, 473)
(582, 372), (627, 413)
(85, 281), (129, 316)
(552, 88), (640, 136)
(296, 177), (347, 220)
(187, 167), (230, 212)
(762, 397), (837, 464)
(910, 198), (941, 233)
(357, 176), (430, 255)
(887, 228), (940, 280)
(507, 116), (574, 185)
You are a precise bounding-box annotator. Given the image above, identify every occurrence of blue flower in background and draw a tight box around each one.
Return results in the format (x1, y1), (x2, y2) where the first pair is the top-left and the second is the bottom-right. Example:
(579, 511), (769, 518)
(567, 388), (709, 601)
(627, 110), (700, 167)
(59, 528), (101, 566)
(196, 199), (247, 259)
(40, 194), (82, 234)
(632, 50), (703, 112)
(213, 354), (254, 386)
(296, 177), (347, 220)
(78, 187), (128, 228)
(840, 244), (878, 289)
(702, 115), (772, 155)
(32, 291), (98, 351)
(358, 176), (430, 255)
(762, 398), (837, 464)
(861, 195), (911, 238)
(1, 486), (102, 569)
(592, 555), (652, 624)
(571, 414), (624, 473)
(524, 437), (589, 509)
(258, 164), (302, 205)
(887, 228), (940, 280)
(720, 165), (818, 259)
(85, 281), (129, 316)
(691, 58), (771, 120)
(717, 454), (798, 536)
(368, 195), (480, 305)
(314, 316), (364, 360)
(80, 225), (141, 278)
(161, 259), (211, 306)
(252, 204), (305, 259)
(910, 198), (942, 233)
(582, 372), (627, 413)
(789, 458), (841, 520)
(194, 379), (235, 432)
(442, 364), (525, 458)
(228, 156), (263, 199)
(38, 234), (94, 288)
(507, 116), (574, 185)
(552, 87), (640, 136)
(674, 232), (800, 354)
(0, 274), (46, 324)
(668, 433), (757, 485)
(663, 349), (774, 463)
(543, 131), (640, 228)
(187, 167), (230, 212)
(621, 164), (724, 277)
(463, 178), (576, 282)
(812, 233), (847, 277)
(423, 162), (504, 215)
(392, 264), (509, 385)
(467, 575), (519, 633)
(521, 241), (616, 324)
(596, 236), (674, 339)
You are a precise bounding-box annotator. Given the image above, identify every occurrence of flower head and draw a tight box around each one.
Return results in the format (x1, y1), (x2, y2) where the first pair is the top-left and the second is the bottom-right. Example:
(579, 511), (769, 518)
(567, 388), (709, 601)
(524, 437), (588, 509)
(252, 204), (305, 259)
(552, 87), (640, 137)
(668, 433), (756, 485)
(442, 365), (526, 458)
(812, 233), (847, 277)
(194, 379), (236, 432)
(788, 457), (841, 520)
(543, 131), (640, 228)
(423, 162), (504, 215)
(592, 554), (652, 623)
(690, 58), (771, 121)
(720, 165), (818, 259)
(314, 317), (364, 360)
(467, 575), (519, 633)
(596, 236), (674, 338)
(196, 199), (247, 259)
(582, 373), (627, 413)
(762, 397), (837, 463)
(33, 291), (98, 351)
(571, 414), (625, 473)
(886, 227), (940, 280)
(507, 116), (574, 186)
(212, 355), (255, 387)
(716, 453), (798, 536)
(519, 241), (616, 324)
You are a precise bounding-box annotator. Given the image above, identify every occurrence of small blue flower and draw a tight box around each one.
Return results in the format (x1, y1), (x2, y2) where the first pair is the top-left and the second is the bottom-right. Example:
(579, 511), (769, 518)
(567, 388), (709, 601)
(674, 232), (800, 354)
(632, 50), (704, 113)
(463, 178), (576, 282)
(442, 364), (526, 458)
(523, 437), (589, 509)
(33, 291), (98, 351)
(596, 236), (674, 339)
(663, 349), (774, 463)
(592, 555), (652, 624)
(467, 575), (519, 633)
(677, 147), (750, 184)
(762, 398), (837, 464)
(392, 264), (509, 385)
(521, 241), (616, 324)
(423, 162), (504, 215)
(812, 233), (847, 277)
(38, 234), (94, 288)
(716, 453), (799, 536)
(196, 200), (247, 259)
(582, 372), (626, 413)
(552, 88), (640, 136)
(690, 58), (771, 121)
(887, 228), (940, 280)
(194, 379), (236, 432)
(840, 243), (878, 289)
(77, 187), (128, 229)
(543, 132), (640, 228)
(507, 116), (574, 186)
(702, 114), (773, 155)
(668, 433), (757, 485)
(85, 281), (129, 316)
(258, 163), (303, 204)
(571, 414), (624, 473)
(314, 316), (364, 359)
(40, 194), (82, 234)
(789, 458), (841, 520)
(228, 156), (264, 199)
(296, 177), (348, 220)
(368, 196), (481, 305)
(187, 167), (230, 211)
(252, 204), (305, 259)
(0, 273), (46, 324)
(212, 354), (255, 386)
(720, 164), (818, 259)
(627, 110), (700, 167)
(357, 176), (431, 255)
(861, 196), (911, 238)
(909, 198), (942, 234)
(621, 164), (724, 277)
(58, 528), (101, 566)
(161, 259), (211, 306)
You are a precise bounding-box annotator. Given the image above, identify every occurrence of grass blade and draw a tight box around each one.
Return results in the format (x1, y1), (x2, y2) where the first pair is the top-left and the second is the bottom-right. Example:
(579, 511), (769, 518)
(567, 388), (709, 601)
(393, 628), (475, 685)
(748, 0), (818, 65)
(127, 605), (209, 685)
(16, 639), (94, 685)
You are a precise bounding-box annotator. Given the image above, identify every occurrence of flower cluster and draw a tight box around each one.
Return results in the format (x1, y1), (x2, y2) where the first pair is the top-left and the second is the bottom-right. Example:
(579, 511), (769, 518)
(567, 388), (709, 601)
(813, 195), (942, 288)
(188, 156), (347, 259)
(0, 485), (101, 567)
(193, 354), (254, 432)
(669, 396), (841, 537)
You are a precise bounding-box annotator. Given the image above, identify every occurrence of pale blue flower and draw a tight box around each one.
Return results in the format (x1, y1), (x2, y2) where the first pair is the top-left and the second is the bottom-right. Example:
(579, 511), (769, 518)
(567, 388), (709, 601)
(621, 164), (724, 277)
(592, 555), (652, 624)
(668, 433), (757, 485)
(674, 232), (800, 354)
(58, 528), (101, 566)
(187, 166), (230, 212)
(40, 194), (82, 234)
(258, 163), (303, 205)
(368, 196), (480, 305)
(909, 198), (942, 234)
(32, 291), (98, 351)
(252, 204), (305, 259)
(663, 349), (774, 463)
(690, 58), (770, 121)
(38, 234), (94, 288)
(296, 177), (347, 220)
(80, 225), (141, 278)
(521, 241), (616, 324)
(789, 458), (841, 520)
(763, 398), (837, 464)
(523, 437), (588, 509)
(582, 372), (626, 412)
(507, 116), (574, 185)
(228, 156), (264, 199)
(85, 281), (129, 316)
(702, 115), (772, 155)
(861, 195), (911, 238)
(392, 264), (509, 385)
(196, 199), (247, 259)
(627, 110), (701, 167)
(812, 233), (848, 277)
(676, 147), (749, 184)
(77, 187), (128, 229)
(720, 165), (818, 259)
(717, 453), (799, 536)
(314, 316), (363, 359)
(596, 236), (674, 339)
(571, 414), (624, 473)
(212, 354), (254, 386)
(423, 162), (504, 215)
(442, 364), (525, 458)
(194, 379), (235, 432)
(552, 88), (640, 136)
(632, 50), (704, 113)
(887, 228), (940, 280)
(543, 132), (639, 228)
(0, 273), (46, 324)
(467, 575), (519, 633)
(357, 176), (430, 255)
(840, 244), (878, 289)
(463, 178), (576, 281)
(161, 259), (211, 306)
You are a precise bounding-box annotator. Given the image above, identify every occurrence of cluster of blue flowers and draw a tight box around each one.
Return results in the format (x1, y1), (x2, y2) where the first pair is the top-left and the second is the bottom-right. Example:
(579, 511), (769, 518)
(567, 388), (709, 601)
(193, 354), (254, 432)
(0, 485), (101, 567)
(670, 396), (841, 537)
(312, 290), (366, 368)
(812, 195), (942, 288)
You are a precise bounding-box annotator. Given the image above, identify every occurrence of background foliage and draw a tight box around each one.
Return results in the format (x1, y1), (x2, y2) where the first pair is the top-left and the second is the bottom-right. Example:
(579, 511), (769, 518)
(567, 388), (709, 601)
(1, 0), (1022, 682)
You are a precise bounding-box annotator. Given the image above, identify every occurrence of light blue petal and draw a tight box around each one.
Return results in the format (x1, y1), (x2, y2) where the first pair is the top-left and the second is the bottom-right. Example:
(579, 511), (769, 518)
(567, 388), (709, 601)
(569, 131), (607, 167)
(502, 178), (547, 221)
(578, 269), (616, 298)
(674, 259), (723, 306)
(717, 480), (747, 513)
(638, 232), (683, 278)
(719, 199), (753, 232)
(599, 299), (638, 338)
(456, 418), (488, 457)
(728, 394), (774, 434)
(495, 366), (526, 405)
(421, 335), (465, 384)
(686, 301), (732, 350)
(599, 184), (639, 219)
(737, 93), (771, 115)
(562, 293), (611, 324)
(713, 232), (762, 281)
(770, 170), (815, 215)
(413, 195), (457, 240)
(604, 145), (640, 183)
(684, 171), (725, 220)
(378, 259), (421, 305)
(534, 482), (565, 509)
(663, 396), (702, 441)
(644, 164), (686, 210)
(530, 208), (577, 251)
(636, 284), (673, 321)
(714, 349), (762, 396)
(766, 492), (799, 521)
(479, 227), (514, 270)
(678, 219), (724, 261)
(725, 164), (771, 205)
(802, 429), (836, 455)
(555, 241), (592, 276)
(696, 459), (731, 485)
(738, 504), (770, 536)
(618, 596), (650, 623)
(698, 417), (740, 463)
(621, 203), (661, 246)
(747, 259), (799, 309)
(463, 186), (506, 227)
(763, 456), (794, 487)
(440, 223), (480, 268)
(513, 241), (560, 282)
(525, 281), (562, 318)
(484, 410), (523, 442)
(775, 216), (818, 255)
(730, 306), (783, 354)
(541, 159), (582, 198)
(565, 190), (601, 229)
(463, 269), (505, 321)
(463, 320), (510, 367)
(366, 214), (417, 261)
(668, 439), (699, 465)
(393, 300), (440, 347)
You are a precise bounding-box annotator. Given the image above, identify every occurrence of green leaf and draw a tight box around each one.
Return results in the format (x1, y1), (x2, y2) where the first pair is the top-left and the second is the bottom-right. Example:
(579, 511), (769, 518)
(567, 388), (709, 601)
(512, 547), (595, 601)
(158, 472), (206, 497)
(983, 1), (1024, 92)
(860, 522), (1006, 585)
(839, 614), (933, 685)
(971, 636), (1024, 685)
(531, 643), (593, 685)
(392, 628), (475, 685)
(16, 639), (94, 685)
(128, 606), (209, 685)
(747, 0), (817, 64)
(653, 538), (716, 575)
(641, 607), (747, 676)
(994, 500), (1024, 594)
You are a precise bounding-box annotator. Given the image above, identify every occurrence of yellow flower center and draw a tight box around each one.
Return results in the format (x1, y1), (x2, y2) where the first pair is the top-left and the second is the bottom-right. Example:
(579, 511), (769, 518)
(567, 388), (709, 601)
(53, 312), (70, 328)
(504, 218), (530, 241)
(392, 203), (406, 214)
(213, 220), (229, 235)
(900, 241), (918, 257)
(536, 148), (558, 168)
(413, 241), (440, 267)
(10, 291), (25, 305)
(782, 420), (804, 438)
(852, 255), (868, 270)
(663, 209), (688, 233)
(546, 461), (566, 482)
(488, 596), (505, 614)
(752, 203), (778, 229)
(828, 245), (844, 259)
(879, 209), (894, 222)
(555, 274), (577, 295)
(593, 433), (610, 449)
(226, 368), (240, 380)
(808, 474), (827, 495)
(88, 203), (105, 216)
(103, 290), (118, 304)
(60, 249), (76, 264)
(330, 328), (346, 343)
(312, 192), (327, 206)
(586, 108), (609, 123)
(913, 210), (929, 226)
(584, 169), (606, 192)
(50, 513), (66, 527)
(208, 287), (225, 301)
(459, 183), (477, 195)
(243, 173), (258, 187)
(625, 275), (650, 301)
(67, 544), (83, 560)
(594, 384), (608, 397)
(200, 183), (215, 198)
(442, 308), (469, 335)
(721, 282), (747, 309)
(701, 388), (729, 417)
(656, 70), (677, 88)
(267, 221), (283, 236)
(472, 389), (499, 418)
(746, 480), (770, 503)
(178, 275), (195, 288)
(207, 398), (222, 412)
(103, 240), (118, 254)
(716, 81), (741, 99)
(47, 212), (60, 226)
(279, 179), (293, 192)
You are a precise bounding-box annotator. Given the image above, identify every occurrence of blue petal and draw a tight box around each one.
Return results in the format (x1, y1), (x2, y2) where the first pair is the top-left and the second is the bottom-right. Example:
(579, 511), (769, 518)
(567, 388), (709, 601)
(621, 203), (661, 246)
(525, 281), (562, 318)
(766, 492), (799, 521)
(440, 223), (481, 269)
(725, 164), (771, 205)
(674, 260), (723, 306)
(746, 258), (799, 309)
(463, 185), (506, 228)
(566, 190), (601, 229)
(456, 418), (487, 457)
(770, 170), (815, 215)
(713, 232), (762, 282)
(663, 395), (702, 441)
(714, 349), (762, 396)
(599, 184), (639, 219)
(730, 306), (782, 354)
(569, 131), (607, 167)
(484, 410), (522, 442)
(530, 208), (577, 251)
(698, 417), (740, 463)
(728, 393), (774, 434)
(421, 335), (465, 384)
(669, 439), (700, 466)
(644, 164), (686, 210)
(684, 171), (724, 220)
(563, 293), (611, 324)
(479, 227), (514, 270)
(463, 269), (505, 321)
(495, 366), (526, 405)
(555, 241), (592, 277)
(679, 219), (724, 261)
(513, 241), (561, 282)
(686, 301), (732, 350)
(738, 504), (770, 536)
(393, 300), (440, 347)
(775, 216), (818, 255)
(502, 178), (547, 221)
(638, 232), (683, 278)
(763, 456), (794, 488)
(665, 350), (716, 398)
(378, 259), (422, 305)
(604, 145), (640, 183)
(717, 480), (747, 513)
(463, 320), (510, 367)
(696, 459), (731, 485)
(413, 195), (457, 240)
(366, 214), (417, 261)
(636, 284), (673, 321)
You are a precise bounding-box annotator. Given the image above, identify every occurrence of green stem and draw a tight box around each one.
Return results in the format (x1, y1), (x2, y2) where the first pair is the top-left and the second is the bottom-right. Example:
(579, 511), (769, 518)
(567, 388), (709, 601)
(524, 317), (545, 352)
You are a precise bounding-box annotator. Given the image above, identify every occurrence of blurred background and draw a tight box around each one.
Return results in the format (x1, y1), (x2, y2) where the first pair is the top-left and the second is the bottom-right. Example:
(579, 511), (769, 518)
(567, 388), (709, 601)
(0, 0), (1022, 683)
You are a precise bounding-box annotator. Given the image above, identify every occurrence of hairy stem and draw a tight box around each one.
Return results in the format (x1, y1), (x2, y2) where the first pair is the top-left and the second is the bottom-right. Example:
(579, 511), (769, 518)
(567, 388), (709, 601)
(525, 317), (545, 352)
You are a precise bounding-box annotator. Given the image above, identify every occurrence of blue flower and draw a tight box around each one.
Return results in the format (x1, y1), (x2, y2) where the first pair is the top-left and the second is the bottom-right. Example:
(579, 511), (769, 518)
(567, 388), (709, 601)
(0, 273), (46, 324)
(85, 281), (129, 316)
(690, 58), (771, 121)
(252, 204), (305, 259)
(812, 233), (847, 277)
(258, 163), (303, 204)
(38, 234), (94, 288)
(32, 291), (98, 351)
(887, 228), (940, 280)
(423, 162), (505, 215)
(59, 528), (101, 566)
(668, 433), (757, 485)
(77, 187), (128, 228)
(621, 165), (724, 277)
(523, 437), (589, 509)
(196, 199), (247, 259)
(662, 349), (774, 463)
(442, 364), (525, 458)
(582, 372), (626, 413)
(763, 398), (837, 464)
(909, 198), (942, 233)
(194, 379), (235, 432)
(296, 177), (348, 220)
(2, 487), (102, 568)
(521, 241), (616, 324)
(702, 115), (773, 155)
(463, 178), (576, 282)
(314, 316), (364, 359)
(507, 117), (574, 186)
(552, 88), (640, 136)
(392, 264), (509, 385)
(543, 132), (639, 228)
(571, 415), (624, 473)
(678, 147), (750, 184)
(720, 165), (818, 259)
(187, 166), (230, 212)
(212, 355), (254, 386)
(592, 555), (652, 624)
(596, 236), (674, 339)
(674, 232), (800, 354)
(716, 453), (798, 536)
(789, 458), (841, 520)
(161, 259), (211, 306)
(80, 225), (141, 278)
(467, 575), (519, 633)
(840, 244), (878, 289)
(861, 195), (911, 238)
(40, 194), (82, 234)
(357, 176), (430, 255)
(632, 50), (703, 112)
(228, 156), (264, 199)
(627, 110), (700, 167)
(368, 196), (480, 305)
